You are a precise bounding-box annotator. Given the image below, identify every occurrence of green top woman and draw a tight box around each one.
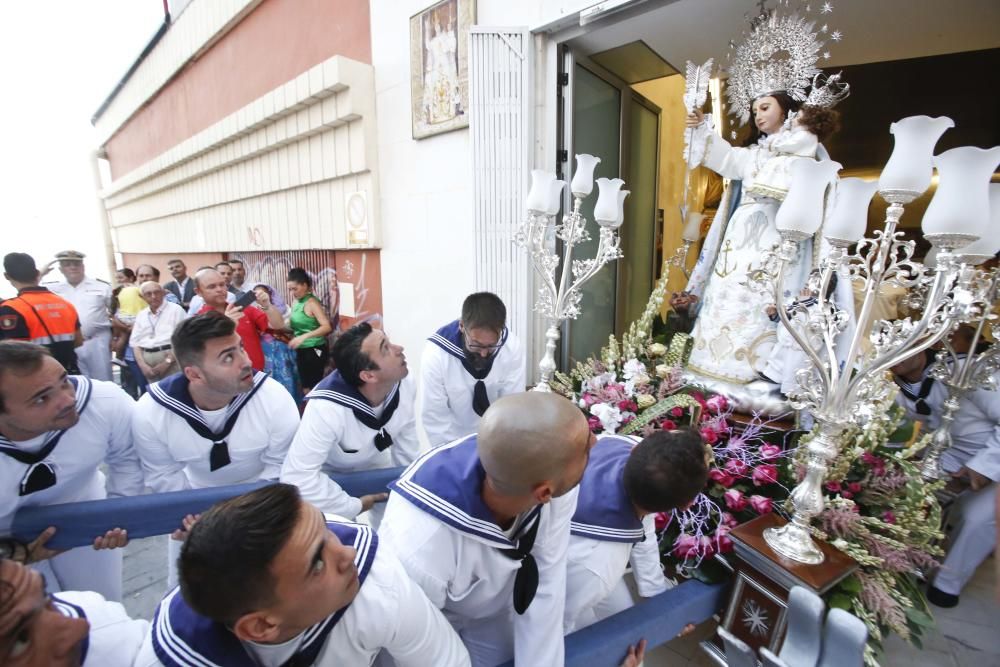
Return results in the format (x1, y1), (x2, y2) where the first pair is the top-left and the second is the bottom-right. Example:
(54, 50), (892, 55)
(286, 267), (333, 391)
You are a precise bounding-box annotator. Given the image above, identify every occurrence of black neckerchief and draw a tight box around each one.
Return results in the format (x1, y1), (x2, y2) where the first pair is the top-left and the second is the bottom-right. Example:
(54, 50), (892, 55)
(893, 350), (937, 416)
(307, 371), (401, 451)
(148, 372), (268, 471)
(498, 511), (541, 614)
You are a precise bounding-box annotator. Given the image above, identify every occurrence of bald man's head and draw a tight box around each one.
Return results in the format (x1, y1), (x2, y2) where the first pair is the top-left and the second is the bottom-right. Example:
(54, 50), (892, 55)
(478, 392), (593, 499)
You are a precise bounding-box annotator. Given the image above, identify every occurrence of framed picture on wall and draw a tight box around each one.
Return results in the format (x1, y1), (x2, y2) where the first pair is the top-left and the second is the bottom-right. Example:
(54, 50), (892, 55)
(409, 0), (476, 139)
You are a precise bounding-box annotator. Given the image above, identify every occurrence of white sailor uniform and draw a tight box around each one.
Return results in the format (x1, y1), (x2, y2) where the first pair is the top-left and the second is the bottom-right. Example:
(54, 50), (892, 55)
(48, 277), (113, 381)
(933, 376), (1000, 597)
(892, 350), (949, 432)
(564, 435), (669, 633)
(133, 371), (300, 586)
(281, 371), (420, 520)
(54, 590), (150, 667)
(419, 321), (525, 447)
(0, 378), (143, 600)
(380, 435), (577, 667)
(136, 520), (470, 667)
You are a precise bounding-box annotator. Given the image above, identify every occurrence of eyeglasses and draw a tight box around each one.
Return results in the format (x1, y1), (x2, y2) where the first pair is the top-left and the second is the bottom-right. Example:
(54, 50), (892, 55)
(463, 331), (503, 353)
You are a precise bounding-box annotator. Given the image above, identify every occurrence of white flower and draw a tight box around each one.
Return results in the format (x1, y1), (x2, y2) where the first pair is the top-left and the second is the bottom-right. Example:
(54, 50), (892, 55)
(586, 372), (617, 392)
(655, 364), (674, 379)
(647, 342), (668, 357)
(622, 359), (646, 381)
(636, 394), (656, 409)
(589, 403), (623, 434)
(578, 398), (588, 409)
(832, 538), (849, 551)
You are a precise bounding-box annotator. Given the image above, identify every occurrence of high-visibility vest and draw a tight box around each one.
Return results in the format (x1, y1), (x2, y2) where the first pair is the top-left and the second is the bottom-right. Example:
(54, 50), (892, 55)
(0, 288), (80, 371)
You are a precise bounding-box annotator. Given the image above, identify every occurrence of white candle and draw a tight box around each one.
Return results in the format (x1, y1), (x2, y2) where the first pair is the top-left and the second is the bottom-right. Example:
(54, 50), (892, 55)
(527, 170), (556, 213)
(594, 178), (625, 227)
(681, 212), (704, 242)
(571, 154), (602, 198)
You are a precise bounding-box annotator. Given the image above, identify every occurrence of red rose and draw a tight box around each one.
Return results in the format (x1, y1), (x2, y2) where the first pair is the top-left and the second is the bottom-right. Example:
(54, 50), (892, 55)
(751, 464), (779, 486)
(708, 468), (736, 488)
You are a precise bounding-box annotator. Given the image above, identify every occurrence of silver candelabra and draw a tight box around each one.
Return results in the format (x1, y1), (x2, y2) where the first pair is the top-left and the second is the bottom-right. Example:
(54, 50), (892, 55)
(515, 187), (625, 391)
(921, 268), (1000, 479)
(743, 115), (999, 564)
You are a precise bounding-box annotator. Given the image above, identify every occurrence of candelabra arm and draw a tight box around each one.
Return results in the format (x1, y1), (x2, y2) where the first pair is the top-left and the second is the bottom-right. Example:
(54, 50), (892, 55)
(956, 281), (995, 386)
(772, 238), (832, 399)
(921, 394), (960, 480)
(553, 199), (584, 317)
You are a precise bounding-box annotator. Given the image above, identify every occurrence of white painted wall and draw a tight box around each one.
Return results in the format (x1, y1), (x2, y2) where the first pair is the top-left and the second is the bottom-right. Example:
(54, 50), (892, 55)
(369, 0), (548, 371)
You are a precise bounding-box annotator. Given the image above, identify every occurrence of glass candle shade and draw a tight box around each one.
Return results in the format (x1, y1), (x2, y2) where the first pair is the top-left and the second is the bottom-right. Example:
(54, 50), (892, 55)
(922, 145), (1000, 244)
(775, 159), (842, 237)
(878, 115), (954, 199)
(594, 178), (626, 227)
(570, 154), (602, 198)
(824, 178), (879, 245)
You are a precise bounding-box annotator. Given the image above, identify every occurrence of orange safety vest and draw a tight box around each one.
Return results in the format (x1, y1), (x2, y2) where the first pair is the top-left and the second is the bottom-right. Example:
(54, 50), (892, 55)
(2, 288), (80, 344)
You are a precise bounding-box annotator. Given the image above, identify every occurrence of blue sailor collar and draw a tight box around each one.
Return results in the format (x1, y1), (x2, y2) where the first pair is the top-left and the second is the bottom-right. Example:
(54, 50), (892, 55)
(390, 435), (541, 549)
(428, 321), (508, 372)
(52, 594), (90, 664)
(148, 371), (268, 432)
(570, 435), (644, 543)
(151, 521), (378, 667)
(307, 370), (400, 420)
(0, 375), (91, 451)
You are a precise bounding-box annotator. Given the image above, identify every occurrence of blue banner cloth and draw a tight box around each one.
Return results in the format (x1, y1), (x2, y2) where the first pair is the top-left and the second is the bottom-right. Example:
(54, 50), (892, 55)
(11, 467), (404, 549)
(498, 580), (727, 667)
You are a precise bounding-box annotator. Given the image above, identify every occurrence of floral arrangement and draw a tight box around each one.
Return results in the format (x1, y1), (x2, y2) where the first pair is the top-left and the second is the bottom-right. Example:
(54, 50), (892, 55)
(552, 332), (944, 665)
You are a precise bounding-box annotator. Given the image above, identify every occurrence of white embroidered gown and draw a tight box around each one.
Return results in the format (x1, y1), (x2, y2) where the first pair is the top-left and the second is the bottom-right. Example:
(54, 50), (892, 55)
(684, 120), (820, 383)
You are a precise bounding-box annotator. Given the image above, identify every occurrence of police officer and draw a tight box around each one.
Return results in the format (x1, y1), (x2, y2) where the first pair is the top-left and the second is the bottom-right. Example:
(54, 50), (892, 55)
(1, 252), (82, 373)
(45, 251), (113, 381)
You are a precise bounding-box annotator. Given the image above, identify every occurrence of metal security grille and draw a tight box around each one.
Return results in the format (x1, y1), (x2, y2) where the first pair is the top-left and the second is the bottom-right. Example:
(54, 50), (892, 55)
(469, 27), (534, 378)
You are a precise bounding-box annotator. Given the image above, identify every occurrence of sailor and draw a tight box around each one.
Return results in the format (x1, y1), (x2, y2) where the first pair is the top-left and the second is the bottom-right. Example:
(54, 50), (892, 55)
(564, 429), (708, 633)
(925, 371), (999, 608)
(420, 292), (525, 447)
(0, 556), (149, 667)
(0, 341), (144, 601)
(135, 484), (471, 667)
(132, 312), (300, 586)
(44, 251), (113, 382)
(281, 322), (419, 522)
(890, 349), (949, 432)
(379, 392), (595, 667)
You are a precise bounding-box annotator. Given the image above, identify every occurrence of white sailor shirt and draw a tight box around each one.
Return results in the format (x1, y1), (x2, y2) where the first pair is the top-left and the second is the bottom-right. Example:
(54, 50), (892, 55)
(47, 277), (112, 339)
(564, 435), (668, 633)
(944, 373), (1000, 481)
(0, 377), (144, 532)
(132, 372), (299, 492)
(54, 590), (149, 667)
(892, 351), (949, 431)
(136, 521), (470, 667)
(281, 371), (419, 519)
(419, 321), (526, 447)
(380, 435), (577, 667)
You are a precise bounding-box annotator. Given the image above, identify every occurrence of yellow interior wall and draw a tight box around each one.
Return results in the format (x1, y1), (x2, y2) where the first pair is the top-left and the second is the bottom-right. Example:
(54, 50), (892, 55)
(631, 75), (710, 314)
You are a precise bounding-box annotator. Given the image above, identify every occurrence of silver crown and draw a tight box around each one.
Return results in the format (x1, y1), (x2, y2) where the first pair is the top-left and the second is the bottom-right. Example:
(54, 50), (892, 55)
(725, 1), (848, 126)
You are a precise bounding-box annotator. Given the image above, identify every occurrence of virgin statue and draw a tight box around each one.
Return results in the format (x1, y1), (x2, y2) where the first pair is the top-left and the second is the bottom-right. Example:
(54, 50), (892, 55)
(676, 6), (853, 399)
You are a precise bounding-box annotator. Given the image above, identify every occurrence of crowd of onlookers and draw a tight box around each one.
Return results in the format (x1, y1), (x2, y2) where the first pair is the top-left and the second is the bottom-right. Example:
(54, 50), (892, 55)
(0, 250), (336, 404)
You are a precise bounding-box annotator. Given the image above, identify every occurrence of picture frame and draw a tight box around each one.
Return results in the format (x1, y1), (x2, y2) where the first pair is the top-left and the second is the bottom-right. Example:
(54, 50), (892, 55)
(409, 0), (476, 140)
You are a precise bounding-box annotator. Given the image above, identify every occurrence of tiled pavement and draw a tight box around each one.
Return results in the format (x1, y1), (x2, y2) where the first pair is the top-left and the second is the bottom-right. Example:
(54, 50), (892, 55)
(123, 541), (999, 666)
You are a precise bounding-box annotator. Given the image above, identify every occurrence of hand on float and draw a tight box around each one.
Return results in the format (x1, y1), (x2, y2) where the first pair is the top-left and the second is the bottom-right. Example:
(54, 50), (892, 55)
(170, 514), (201, 542)
(620, 639), (647, 667)
(25, 526), (61, 563)
(360, 493), (389, 512)
(93, 527), (129, 550)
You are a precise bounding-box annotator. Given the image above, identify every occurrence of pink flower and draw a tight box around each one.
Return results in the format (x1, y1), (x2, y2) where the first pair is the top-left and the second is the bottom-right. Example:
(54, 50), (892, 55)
(720, 512), (739, 528)
(587, 416), (602, 432)
(847, 482), (862, 494)
(660, 419), (678, 431)
(705, 394), (729, 414)
(751, 464), (779, 486)
(841, 491), (853, 499)
(715, 527), (734, 554)
(708, 468), (736, 488)
(698, 535), (716, 558)
(670, 407), (684, 418)
(617, 400), (638, 412)
(724, 489), (748, 512)
(883, 511), (896, 524)
(749, 495), (773, 514)
(725, 458), (749, 477)
(825, 481), (842, 493)
(700, 427), (720, 444)
(672, 534), (700, 559)
(654, 512), (671, 531)
(581, 393), (598, 407)
(759, 444), (781, 461)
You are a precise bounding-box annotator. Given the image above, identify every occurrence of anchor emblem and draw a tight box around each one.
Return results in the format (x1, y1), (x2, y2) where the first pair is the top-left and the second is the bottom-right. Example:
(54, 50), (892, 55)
(714, 240), (736, 278)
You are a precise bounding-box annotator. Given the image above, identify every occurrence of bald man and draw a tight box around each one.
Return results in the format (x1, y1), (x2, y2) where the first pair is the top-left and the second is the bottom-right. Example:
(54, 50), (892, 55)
(379, 392), (595, 667)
